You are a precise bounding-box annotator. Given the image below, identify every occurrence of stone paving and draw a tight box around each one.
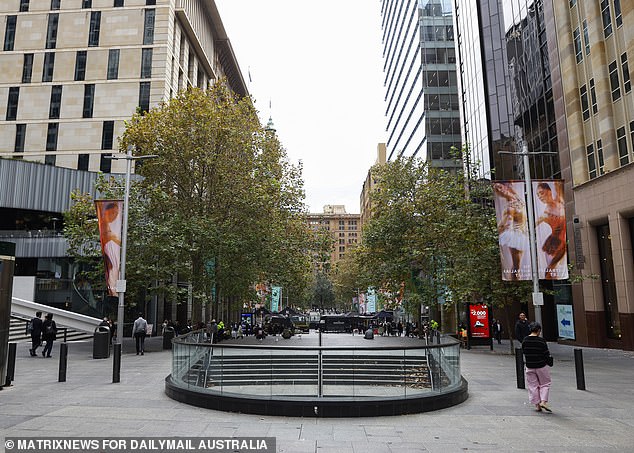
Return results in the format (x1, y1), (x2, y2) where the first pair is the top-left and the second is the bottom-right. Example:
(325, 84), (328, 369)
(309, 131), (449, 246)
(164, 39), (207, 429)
(1, 332), (633, 452)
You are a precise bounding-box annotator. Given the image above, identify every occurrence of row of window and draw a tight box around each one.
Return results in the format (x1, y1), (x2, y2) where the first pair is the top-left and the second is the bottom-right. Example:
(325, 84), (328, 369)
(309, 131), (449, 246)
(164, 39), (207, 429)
(16, 0), (156, 12)
(13, 120), (114, 154)
(579, 53), (630, 122)
(585, 121), (634, 179)
(18, 47), (153, 84)
(6, 82), (150, 121)
(3, 9), (154, 51)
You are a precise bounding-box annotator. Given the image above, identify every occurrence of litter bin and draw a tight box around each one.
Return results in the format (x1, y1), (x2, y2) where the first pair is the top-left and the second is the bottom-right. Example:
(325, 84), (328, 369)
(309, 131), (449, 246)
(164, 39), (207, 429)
(163, 326), (175, 350)
(93, 326), (110, 359)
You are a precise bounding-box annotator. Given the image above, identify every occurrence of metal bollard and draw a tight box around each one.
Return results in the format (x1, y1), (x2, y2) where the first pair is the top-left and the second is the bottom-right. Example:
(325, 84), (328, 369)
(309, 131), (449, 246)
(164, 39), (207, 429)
(112, 343), (121, 383)
(515, 347), (525, 389)
(58, 343), (68, 382)
(574, 348), (586, 390)
(5, 343), (17, 387)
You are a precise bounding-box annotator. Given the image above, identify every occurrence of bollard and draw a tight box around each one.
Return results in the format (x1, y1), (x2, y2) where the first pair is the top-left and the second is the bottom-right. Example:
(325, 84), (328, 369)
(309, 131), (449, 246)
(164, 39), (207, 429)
(58, 343), (68, 382)
(574, 348), (586, 390)
(5, 343), (17, 387)
(112, 343), (121, 383)
(515, 347), (525, 389)
(436, 331), (441, 344)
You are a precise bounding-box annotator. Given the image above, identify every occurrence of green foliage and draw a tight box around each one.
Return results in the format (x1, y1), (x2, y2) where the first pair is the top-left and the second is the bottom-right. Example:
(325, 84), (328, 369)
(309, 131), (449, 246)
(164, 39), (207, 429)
(352, 151), (531, 320)
(64, 81), (312, 321)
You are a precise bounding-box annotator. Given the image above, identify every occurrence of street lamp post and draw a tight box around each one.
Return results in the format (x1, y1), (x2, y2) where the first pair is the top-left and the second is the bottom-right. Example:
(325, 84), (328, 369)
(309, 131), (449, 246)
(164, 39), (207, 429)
(500, 128), (557, 328)
(107, 146), (157, 383)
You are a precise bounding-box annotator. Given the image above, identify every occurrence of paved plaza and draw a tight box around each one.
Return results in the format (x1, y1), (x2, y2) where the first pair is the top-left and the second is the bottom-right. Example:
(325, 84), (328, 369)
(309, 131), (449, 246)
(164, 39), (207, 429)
(1, 333), (633, 452)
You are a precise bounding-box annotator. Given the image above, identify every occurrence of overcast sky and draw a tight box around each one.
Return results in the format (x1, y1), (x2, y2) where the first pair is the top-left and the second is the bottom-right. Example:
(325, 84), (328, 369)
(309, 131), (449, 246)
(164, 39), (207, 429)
(215, 0), (386, 214)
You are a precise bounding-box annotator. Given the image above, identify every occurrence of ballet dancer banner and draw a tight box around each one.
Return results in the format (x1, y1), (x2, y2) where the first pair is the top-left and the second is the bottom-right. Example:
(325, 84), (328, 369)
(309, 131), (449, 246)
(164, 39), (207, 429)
(95, 200), (123, 296)
(492, 180), (568, 281)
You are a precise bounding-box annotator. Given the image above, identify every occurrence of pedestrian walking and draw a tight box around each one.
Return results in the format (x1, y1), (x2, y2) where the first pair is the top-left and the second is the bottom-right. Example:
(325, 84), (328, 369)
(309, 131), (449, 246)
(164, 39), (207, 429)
(514, 312), (530, 344)
(492, 318), (503, 344)
(522, 322), (553, 412)
(41, 313), (57, 358)
(29, 311), (43, 357)
(132, 313), (148, 355)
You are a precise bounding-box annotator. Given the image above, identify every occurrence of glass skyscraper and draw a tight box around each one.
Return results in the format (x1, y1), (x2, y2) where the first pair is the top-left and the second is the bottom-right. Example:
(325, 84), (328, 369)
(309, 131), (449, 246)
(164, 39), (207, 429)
(381, 0), (462, 169)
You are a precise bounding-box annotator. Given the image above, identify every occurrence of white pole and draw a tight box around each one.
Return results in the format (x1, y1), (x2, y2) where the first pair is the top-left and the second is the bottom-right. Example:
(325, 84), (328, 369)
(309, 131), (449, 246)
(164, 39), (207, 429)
(115, 146), (132, 345)
(521, 141), (542, 327)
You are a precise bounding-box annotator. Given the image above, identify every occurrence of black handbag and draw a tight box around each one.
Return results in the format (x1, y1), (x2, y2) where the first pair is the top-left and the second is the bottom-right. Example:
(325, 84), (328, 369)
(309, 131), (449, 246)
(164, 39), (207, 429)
(546, 355), (554, 367)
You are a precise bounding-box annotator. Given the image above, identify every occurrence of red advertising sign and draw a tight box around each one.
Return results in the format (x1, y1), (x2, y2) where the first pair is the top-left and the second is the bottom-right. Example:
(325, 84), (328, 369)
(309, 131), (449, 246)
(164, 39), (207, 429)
(469, 304), (490, 338)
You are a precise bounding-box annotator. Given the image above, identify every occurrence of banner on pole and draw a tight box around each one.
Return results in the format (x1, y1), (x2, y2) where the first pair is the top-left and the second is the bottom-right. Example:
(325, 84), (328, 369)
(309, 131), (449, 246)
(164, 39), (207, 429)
(493, 180), (568, 281)
(271, 286), (281, 313)
(532, 180), (568, 280)
(95, 200), (123, 297)
(367, 288), (376, 313)
(492, 181), (531, 281)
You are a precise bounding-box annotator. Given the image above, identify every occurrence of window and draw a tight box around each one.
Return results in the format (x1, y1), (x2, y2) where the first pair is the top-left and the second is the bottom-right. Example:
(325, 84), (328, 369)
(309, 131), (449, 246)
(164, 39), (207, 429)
(614, 0), (622, 27)
(88, 11), (101, 47)
(582, 20), (590, 55)
(49, 85), (62, 119)
(46, 123), (58, 151)
(587, 144), (596, 179)
(617, 127), (628, 166)
(114, 0), (124, 6)
(83, 84), (95, 118)
(77, 154), (89, 171)
(573, 28), (582, 63)
(621, 53), (631, 93)
(100, 154), (112, 173)
(580, 85), (589, 121)
(42, 52), (55, 82)
(4, 16), (17, 51)
(46, 13), (59, 49)
(6, 87), (19, 120)
(14, 124), (26, 152)
(82, 0), (92, 7)
(19, 0), (29, 12)
(101, 121), (114, 149)
(339, 246), (345, 253)
(45, 155), (56, 166)
(75, 51), (87, 81)
(143, 9), (155, 45)
(631, 121), (634, 157)
(146, 0), (156, 4)
(22, 53), (33, 83)
(569, 0), (576, 6)
(51, 0), (60, 10)
(597, 139), (605, 175)
(590, 79), (598, 114)
(139, 82), (150, 112)
(601, 0), (612, 38)
(107, 49), (119, 80)
(141, 48), (152, 78)
(609, 60), (620, 101)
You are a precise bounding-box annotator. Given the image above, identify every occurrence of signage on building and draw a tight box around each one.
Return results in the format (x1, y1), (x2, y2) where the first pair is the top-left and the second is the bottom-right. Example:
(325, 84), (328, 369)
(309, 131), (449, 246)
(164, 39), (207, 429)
(556, 304), (575, 340)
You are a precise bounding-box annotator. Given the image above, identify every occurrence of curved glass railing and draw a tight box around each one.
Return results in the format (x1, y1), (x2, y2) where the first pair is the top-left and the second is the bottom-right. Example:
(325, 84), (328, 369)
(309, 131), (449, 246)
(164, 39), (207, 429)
(169, 331), (462, 400)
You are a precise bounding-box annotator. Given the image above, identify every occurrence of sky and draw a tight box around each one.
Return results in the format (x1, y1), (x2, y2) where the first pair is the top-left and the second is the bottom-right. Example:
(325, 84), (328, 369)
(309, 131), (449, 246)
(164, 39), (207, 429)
(215, 0), (386, 214)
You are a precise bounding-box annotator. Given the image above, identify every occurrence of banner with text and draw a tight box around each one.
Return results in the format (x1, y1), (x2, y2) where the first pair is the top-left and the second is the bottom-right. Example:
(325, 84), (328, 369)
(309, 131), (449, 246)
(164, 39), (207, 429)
(532, 180), (568, 280)
(95, 200), (123, 297)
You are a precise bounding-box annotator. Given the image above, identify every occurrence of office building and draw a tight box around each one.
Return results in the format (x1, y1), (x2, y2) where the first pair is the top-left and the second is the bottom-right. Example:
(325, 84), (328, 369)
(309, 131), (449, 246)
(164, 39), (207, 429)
(307, 206), (360, 268)
(380, 0), (462, 168)
(453, 0), (634, 350)
(360, 143), (386, 228)
(0, 0), (247, 320)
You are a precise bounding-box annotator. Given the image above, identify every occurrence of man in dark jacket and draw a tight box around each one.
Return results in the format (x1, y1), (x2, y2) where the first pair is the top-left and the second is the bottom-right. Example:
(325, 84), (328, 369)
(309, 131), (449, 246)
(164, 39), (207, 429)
(515, 312), (531, 344)
(41, 313), (57, 358)
(29, 311), (43, 357)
